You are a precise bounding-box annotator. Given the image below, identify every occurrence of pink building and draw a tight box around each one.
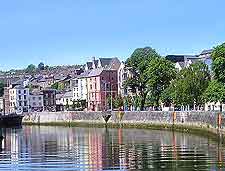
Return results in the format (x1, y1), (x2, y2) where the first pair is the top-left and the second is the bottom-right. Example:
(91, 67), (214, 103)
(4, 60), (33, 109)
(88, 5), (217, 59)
(87, 68), (118, 111)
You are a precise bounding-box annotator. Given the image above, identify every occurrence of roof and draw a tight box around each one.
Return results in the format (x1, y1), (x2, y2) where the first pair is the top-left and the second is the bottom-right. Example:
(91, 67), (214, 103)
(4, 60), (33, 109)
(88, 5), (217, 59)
(86, 62), (92, 70)
(200, 49), (213, 55)
(13, 85), (27, 89)
(30, 91), (43, 96)
(11, 79), (26, 86)
(56, 93), (64, 100)
(176, 62), (185, 69)
(99, 58), (113, 67)
(63, 91), (73, 98)
(87, 68), (104, 77)
(78, 70), (91, 78)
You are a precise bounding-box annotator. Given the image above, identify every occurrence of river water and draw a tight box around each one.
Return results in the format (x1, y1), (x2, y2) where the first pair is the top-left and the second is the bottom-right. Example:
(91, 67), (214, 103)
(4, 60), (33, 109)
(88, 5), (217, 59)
(0, 126), (224, 171)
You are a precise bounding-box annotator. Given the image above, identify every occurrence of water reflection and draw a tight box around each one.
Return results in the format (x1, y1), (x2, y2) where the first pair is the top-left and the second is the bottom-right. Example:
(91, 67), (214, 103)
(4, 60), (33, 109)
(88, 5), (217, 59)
(0, 126), (225, 170)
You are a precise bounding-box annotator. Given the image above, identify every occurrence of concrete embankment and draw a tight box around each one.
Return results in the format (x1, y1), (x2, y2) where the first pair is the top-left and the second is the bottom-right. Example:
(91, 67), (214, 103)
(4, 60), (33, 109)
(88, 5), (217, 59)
(23, 111), (225, 140)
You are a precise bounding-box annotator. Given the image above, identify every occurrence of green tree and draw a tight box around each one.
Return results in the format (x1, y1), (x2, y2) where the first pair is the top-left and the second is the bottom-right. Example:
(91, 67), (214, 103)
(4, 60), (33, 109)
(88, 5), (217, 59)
(65, 100), (69, 110)
(38, 62), (45, 70)
(113, 95), (124, 109)
(211, 43), (225, 82)
(80, 100), (86, 109)
(146, 57), (176, 107)
(72, 100), (76, 110)
(203, 80), (225, 105)
(26, 64), (36, 73)
(124, 47), (160, 110)
(164, 62), (210, 108)
(51, 82), (59, 90)
(124, 95), (132, 110)
(133, 95), (142, 110)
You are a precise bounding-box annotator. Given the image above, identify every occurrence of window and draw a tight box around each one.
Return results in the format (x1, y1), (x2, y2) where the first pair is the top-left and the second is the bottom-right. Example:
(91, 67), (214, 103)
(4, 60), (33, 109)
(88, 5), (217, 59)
(39, 97), (42, 100)
(90, 85), (92, 90)
(33, 102), (36, 106)
(18, 90), (21, 94)
(24, 101), (27, 106)
(24, 95), (27, 100)
(33, 97), (35, 100)
(102, 77), (104, 80)
(19, 95), (21, 100)
(112, 77), (114, 80)
(24, 90), (26, 94)
(39, 102), (42, 106)
(19, 101), (22, 106)
(95, 83), (97, 89)
(77, 93), (79, 97)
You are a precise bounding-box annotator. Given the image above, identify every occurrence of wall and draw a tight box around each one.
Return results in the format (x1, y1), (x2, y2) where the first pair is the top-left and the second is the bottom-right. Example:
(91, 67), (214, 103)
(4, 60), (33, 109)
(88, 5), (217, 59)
(23, 111), (224, 133)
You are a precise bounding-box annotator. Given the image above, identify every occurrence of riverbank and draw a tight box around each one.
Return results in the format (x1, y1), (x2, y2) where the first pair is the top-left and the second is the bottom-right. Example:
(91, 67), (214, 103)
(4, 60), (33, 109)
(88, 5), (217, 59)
(23, 111), (225, 142)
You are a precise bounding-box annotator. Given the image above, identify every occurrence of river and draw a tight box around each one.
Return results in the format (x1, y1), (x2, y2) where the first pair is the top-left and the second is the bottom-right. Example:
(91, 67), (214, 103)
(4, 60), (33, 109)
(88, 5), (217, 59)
(0, 126), (224, 170)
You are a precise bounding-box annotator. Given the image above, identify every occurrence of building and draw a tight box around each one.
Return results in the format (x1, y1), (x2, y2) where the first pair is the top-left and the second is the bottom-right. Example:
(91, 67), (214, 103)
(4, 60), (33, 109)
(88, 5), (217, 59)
(166, 49), (213, 71)
(117, 62), (133, 96)
(86, 68), (118, 111)
(3, 87), (10, 113)
(29, 91), (44, 112)
(197, 49), (213, 70)
(9, 85), (30, 114)
(84, 57), (121, 71)
(0, 97), (3, 112)
(42, 89), (56, 111)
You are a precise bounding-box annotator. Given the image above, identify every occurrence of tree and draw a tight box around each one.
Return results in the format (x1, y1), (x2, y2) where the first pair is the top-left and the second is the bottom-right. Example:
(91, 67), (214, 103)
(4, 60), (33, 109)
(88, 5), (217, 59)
(113, 95), (124, 109)
(72, 100), (76, 110)
(65, 100), (69, 111)
(38, 62), (45, 70)
(124, 47), (160, 110)
(211, 43), (225, 83)
(203, 80), (225, 104)
(146, 57), (176, 107)
(0, 81), (4, 97)
(51, 82), (59, 90)
(163, 62), (210, 108)
(26, 64), (36, 73)
(124, 95), (132, 111)
(51, 82), (64, 90)
(80, 100), (86, 109)
(133, 95), (142, 111)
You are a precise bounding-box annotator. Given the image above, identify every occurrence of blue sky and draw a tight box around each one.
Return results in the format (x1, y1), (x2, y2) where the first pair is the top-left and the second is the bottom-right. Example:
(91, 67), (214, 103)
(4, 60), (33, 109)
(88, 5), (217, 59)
(0, 0), (224, 70)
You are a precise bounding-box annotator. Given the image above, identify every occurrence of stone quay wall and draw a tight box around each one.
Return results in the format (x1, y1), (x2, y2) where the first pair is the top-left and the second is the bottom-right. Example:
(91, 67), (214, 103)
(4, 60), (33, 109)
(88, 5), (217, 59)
(23, 111), (225, 133)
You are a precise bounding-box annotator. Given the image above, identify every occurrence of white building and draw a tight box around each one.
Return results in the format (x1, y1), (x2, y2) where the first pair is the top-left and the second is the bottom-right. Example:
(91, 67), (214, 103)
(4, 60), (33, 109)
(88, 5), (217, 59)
(56, 91), (73, 106)
(29, 92), (44, 112)
(0, 97), (3, 112)
(9, 85), (30, 114)
(71, 72), (89, 102)
(117, 62), (134, 96)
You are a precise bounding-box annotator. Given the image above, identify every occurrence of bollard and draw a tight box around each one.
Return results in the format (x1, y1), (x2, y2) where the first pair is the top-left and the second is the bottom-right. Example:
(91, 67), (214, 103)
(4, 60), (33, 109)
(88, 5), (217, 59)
(116, 111), (124, 122)
(217, 113), (222, 130)
(172, 112), (176, 125)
